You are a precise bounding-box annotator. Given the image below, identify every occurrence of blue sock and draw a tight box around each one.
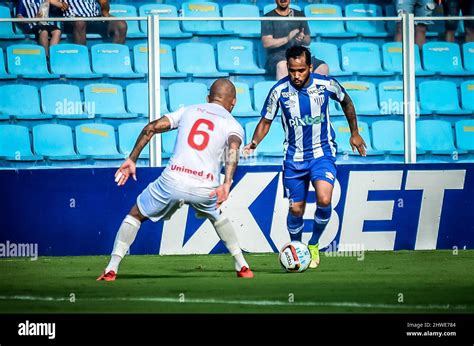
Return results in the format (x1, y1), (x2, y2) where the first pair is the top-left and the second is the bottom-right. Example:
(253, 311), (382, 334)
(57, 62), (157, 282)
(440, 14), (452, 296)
(287, 213), (303, 242)
(309, 205), (332, 246)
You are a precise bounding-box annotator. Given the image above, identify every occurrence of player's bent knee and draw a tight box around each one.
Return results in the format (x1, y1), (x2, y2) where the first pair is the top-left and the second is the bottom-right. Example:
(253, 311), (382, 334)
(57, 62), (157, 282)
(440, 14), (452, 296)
(128, 204), (148, 223)
(289, 205), (305, 218)
(317, 197), (332, 208)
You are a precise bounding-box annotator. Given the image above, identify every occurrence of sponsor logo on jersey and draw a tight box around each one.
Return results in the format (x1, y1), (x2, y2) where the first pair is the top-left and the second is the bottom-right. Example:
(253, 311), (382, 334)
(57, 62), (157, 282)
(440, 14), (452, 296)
(288, 114), (324, 127)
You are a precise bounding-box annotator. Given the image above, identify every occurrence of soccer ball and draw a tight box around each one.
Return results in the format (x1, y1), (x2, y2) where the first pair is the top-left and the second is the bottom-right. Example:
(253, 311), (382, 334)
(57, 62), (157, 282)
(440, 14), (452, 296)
(279, 241), (311, 273)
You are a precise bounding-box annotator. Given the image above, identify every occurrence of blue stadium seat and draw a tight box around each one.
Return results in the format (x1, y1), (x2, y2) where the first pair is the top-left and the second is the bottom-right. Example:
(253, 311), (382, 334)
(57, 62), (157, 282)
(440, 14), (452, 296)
(84, 83), (138, 121)
(263, 3), (300, 15)
(139, 4), (192, 38)
(344, 4), (389, 37)
(0, 48), (16, 80)
(378, 81), (429, 116)
(33, 124), (87, 162)
(162, 129), (178, 159)
(118, 122), (149, 159)
(381, 42), (434, 76)
(416, 120), (466, 156)
(168, 82), (208, 111)
(0, 125), (43, 162)
(304, 4), (357, 38)
(422, 42), (473, 76)
(341, 42), (393, 76)
(309, 42), (351, 77)
(341, 81), (380, 115)
(463, 43), (474, 72)
(371, 120), (405, 155)
(133, 43), (187, 78)
(217, 39), (265, 75)
(109, 4), (146, 38)
(0, 6), (25, 39)
(175, 42), (228, 78)
(245, 120), (284, 158)
(126, 83), (148, 116)
(91, 44), (145, 79)
(419, 81), (471, 115)
(455, 120), (474, 152)
(181, 2), (233, 35)
(40, 84), (93, 122)
(253, 81), (277, 114)
(160, 85), (169, 114)
(50, 44), (102, 79)
(460, 81), (474, 113)
(222, 4), (261, 38)
(7, 44), (59, 79)
(0, 84), (52, 121)
(233, 82), (258, 117)
(75, 123), (125, 161)
(332, 120), (384, 156)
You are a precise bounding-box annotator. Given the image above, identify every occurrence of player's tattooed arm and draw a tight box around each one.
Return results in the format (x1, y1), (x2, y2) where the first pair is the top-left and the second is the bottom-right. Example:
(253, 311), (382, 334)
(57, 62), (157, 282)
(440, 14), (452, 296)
(340, 94), (367, 157)
(128, 117), (172, 162)
(224, 135), (242, 185)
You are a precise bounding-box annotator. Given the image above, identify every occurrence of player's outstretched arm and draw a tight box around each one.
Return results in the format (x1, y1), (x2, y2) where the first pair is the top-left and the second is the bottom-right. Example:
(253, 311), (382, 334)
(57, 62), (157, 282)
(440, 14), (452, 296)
(340, 94), (367, 157)
(210, 135), (241, 208)
(242, 118), (272, 158)
(115, 117), (172, 186)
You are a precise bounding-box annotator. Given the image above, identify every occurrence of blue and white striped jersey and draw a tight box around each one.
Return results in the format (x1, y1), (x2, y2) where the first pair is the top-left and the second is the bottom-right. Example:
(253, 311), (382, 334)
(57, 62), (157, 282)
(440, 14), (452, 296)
(261, 73), (346, 162)
(63, 0), (101, 17)
(17, 0), (55, 28)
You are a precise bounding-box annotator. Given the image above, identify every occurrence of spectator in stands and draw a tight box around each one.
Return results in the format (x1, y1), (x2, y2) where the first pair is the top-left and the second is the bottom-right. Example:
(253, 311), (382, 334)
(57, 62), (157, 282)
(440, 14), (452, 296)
(16, 0), (68, 58)
(62, 0), (127, 45)
(261, 0), (329, 80)
(441, 0), (474, 42)
(394, 0), (436, 46)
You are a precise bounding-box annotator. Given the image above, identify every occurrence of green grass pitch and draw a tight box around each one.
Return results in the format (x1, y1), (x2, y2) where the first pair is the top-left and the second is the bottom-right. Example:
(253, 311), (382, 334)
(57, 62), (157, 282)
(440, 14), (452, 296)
(0, 250), (473, 313)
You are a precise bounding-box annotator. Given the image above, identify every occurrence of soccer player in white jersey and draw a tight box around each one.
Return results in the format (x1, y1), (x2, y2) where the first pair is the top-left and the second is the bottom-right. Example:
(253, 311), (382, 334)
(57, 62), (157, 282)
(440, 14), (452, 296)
(244, 46), (367, 269)
(97, 79), (254, 281)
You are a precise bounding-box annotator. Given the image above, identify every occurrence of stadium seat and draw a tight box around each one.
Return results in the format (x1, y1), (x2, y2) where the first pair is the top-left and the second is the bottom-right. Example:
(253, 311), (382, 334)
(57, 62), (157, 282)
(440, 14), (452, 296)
(75, 123), (125, 160)
(381, 42), (434, 76)
(217, 40), (265, 75)
(309, 42), (351, 77)
(168, 82), (208, 111)
(50, 44), (102, 79)
(463, 42), (474, 72)
(253, 81), (277, 115)
(304, 4), (357, 38)
(419, 81), (470, 115)
(40, 84), (93, 121)
(139, 4), (192, 38)
(133, 43), (187, 78)
(371, 120), (405, 155)
(455, 120), (474, 152)
(232, 82), (258, 117)
(175, 42), (228, 78)
(0, 6), (25, 39)
(222, 4), (261, 38)
(162, 129), (178, 159)
(344, 4), (389, 37)
(422, 42), (473, 76)
(109, 4), (146, 38)
(181, 2), (233, 35)
(378, 81), (428, 116)
(0, 84), (52, 121)
(7, 44), (59, 79)
(126, 83), (148, 116)
(0, 125), (43, 162)
(160, 85), (169, 114)
(460, 81), (474, 113)
(263, 3), (300, 15)
(341, 82), (380, 115)
(245, 120), (284, 157)
(84, 83), (137, 120)
(341, 42), (393, 76)
(0, 48), (16, 80)
(33, 124), (87, 162)
(91, 44), (145, 79)
(118, 122), (149, 159)
(332, 120), (384, 156)
(416, 120), (466, 156)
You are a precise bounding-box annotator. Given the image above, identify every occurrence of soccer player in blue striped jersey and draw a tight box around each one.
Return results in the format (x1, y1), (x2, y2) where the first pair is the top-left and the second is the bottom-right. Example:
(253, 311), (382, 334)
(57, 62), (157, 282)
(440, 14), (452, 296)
(244, 46), (367, 269)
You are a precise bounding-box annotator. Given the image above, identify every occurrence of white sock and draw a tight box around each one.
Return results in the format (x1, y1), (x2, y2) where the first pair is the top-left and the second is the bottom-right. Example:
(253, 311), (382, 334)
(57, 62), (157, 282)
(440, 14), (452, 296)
(105, 215), (141, 274)
(213, 216), (249, 271)
(233, 252), (249, 272)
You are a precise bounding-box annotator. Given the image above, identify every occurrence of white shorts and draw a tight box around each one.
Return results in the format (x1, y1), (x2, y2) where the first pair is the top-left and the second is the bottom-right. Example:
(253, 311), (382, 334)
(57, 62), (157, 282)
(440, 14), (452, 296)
(136, 175), (221, 223)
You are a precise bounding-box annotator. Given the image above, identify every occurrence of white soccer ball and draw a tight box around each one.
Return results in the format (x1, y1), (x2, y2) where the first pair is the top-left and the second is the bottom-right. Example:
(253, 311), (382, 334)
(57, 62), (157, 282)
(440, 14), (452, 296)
(278, 241), (311, 273)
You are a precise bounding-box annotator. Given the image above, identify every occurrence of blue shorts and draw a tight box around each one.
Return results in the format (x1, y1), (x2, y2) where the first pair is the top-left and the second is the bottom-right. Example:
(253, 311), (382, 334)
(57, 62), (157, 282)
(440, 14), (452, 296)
(283, 157), (337, 203)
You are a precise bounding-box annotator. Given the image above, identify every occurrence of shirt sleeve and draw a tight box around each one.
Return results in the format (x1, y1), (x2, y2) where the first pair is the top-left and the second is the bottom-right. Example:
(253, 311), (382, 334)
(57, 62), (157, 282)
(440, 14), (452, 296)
(261, 84), (281, 121)
(164, 107), (186, 129)
(261, 14), (272, 37)
(327, 78), (346, 102)
(226, 119), (244, 145)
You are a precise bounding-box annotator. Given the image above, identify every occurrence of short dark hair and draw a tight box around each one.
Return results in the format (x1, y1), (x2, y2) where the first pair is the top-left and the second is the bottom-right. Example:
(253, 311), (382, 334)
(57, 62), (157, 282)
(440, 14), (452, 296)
(285, 46), (311, 66)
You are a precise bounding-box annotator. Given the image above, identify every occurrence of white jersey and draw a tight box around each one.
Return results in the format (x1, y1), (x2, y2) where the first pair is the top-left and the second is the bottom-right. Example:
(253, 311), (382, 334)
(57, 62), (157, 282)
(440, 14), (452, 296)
(160, 103), (244, 194)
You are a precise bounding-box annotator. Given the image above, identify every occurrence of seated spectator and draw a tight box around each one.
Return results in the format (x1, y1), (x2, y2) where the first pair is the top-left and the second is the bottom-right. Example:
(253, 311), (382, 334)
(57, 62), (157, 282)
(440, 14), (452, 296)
(16, 0), (68, 58)
(395, 0), (435, 47)
(441, 0), (473, 42)
(261, 0), (329, 80)
(62, 0), (127, 45)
